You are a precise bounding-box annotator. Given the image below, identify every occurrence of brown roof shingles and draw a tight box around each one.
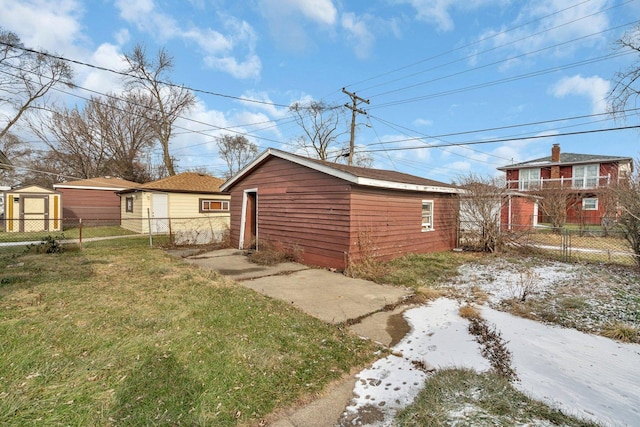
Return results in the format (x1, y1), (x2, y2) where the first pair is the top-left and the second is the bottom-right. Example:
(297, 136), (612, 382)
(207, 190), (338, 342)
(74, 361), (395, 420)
(139, 172), (225, 193)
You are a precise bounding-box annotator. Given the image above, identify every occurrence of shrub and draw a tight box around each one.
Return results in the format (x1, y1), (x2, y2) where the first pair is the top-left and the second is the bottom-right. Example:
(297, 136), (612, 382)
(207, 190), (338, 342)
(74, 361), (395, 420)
(25, 234), (65, 254)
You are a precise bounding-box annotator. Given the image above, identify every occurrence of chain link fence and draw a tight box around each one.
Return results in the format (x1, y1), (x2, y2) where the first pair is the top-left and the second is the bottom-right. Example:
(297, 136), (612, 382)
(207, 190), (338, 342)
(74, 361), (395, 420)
(459, 219), (637, 266)
(0, 216), (229, 249)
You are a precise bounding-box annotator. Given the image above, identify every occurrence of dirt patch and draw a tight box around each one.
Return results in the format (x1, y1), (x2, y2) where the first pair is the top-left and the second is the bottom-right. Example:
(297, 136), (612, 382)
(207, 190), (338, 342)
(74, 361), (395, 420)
(387, 312), (411, 347)
(338, 404), (385, 426)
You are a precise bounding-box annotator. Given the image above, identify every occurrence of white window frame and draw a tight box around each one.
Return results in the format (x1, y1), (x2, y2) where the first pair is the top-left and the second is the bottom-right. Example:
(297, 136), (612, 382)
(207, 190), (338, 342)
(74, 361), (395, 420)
(582, 197), (598, 211)
(421, 200), (434, 232)
(573, 164), (599, 189)
(200, 199), (229, 212)
(125, 196), (133, 213)
(519, 168), (540, 190)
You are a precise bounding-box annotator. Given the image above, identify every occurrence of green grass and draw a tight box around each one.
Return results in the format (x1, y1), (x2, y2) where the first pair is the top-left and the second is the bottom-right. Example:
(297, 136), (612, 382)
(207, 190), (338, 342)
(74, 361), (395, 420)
(396, 369), (600, 426)
(361, 251), (478, 290)
(0, 243), (378, 426)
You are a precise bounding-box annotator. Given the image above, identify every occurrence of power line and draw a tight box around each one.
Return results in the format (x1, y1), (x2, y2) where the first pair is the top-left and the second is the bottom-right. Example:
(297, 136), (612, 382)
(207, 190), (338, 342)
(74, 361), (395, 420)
(361, 124), (640, 154)
(0, 39), (292, 109)
(342, 0), (606, 91)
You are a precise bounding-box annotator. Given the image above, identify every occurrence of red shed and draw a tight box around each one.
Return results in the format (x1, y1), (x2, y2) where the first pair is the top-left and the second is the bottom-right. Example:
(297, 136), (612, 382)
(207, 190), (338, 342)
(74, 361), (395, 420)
(53, 176), (138, 225)
(220, 149), (463, 270)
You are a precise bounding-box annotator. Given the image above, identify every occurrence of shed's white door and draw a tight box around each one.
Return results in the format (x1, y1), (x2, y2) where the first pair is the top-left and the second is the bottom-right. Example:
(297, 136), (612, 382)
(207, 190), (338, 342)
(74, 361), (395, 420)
(151, 193), (169, 233)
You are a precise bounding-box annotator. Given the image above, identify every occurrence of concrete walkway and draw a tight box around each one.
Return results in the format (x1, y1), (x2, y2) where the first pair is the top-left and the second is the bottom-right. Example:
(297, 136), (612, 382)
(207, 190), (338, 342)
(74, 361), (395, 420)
(169, 248), (414, 426)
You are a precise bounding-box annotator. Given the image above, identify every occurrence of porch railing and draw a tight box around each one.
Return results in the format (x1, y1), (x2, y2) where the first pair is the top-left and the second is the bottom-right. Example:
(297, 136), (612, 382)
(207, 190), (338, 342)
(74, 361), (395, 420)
(506, 174), (611, 191)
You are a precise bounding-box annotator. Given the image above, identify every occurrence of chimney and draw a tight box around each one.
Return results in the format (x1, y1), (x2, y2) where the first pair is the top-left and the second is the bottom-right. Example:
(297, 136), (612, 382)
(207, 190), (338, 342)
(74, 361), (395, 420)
(551, 144), (560, 162)
(551, 144), (560, 180)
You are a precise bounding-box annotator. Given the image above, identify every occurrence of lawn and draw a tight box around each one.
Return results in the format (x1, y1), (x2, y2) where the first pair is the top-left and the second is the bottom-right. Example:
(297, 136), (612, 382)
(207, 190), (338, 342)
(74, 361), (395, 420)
(345, 251), (638, 426)
(0, 240), (378, 426)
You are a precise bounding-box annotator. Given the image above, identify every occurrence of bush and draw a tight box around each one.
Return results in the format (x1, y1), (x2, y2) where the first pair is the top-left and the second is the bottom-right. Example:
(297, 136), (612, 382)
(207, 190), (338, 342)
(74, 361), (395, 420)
(24, 234), (65, 254)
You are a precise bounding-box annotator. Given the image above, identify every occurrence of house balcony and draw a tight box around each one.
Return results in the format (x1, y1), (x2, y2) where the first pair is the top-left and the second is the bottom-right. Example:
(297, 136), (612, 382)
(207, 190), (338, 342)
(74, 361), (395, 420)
(506, 174), (612, 191)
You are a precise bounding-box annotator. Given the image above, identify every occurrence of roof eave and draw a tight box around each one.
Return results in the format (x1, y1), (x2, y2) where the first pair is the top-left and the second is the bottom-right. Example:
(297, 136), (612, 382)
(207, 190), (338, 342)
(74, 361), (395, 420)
(498, 157), (633, 171)
(221, 148), (461, 193)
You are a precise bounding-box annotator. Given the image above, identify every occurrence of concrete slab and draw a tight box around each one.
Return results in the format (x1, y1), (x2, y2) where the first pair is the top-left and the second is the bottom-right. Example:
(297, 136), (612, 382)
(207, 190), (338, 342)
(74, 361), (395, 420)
(349, 306), (411, 347)
(242, 269), (411, 324)
(269, 376), (357, 427)
(182, 249), (309, 280)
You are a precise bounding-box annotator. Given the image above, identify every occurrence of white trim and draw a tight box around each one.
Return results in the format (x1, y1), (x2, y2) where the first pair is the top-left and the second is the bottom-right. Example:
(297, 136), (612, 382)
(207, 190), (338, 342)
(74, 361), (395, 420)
(582, 197), (598, 211)
(220, 148), (464, 194)
(421, 199), (434, 232)
(239, 188), (258, 250)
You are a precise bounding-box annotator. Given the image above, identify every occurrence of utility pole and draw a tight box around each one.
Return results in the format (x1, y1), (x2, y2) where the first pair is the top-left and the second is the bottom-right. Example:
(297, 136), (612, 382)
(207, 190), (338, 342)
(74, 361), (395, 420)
(342, 87), (369, 166)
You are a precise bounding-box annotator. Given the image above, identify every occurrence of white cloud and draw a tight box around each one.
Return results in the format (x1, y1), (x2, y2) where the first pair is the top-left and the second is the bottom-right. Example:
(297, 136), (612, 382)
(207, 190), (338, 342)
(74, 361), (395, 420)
(0, 0), (87, 55)
(413, 118), (434, 127)
(257, 0), (338, 52)
(475, 0), (609, 66)
(113, 0), (261, 79)
(80, 43), (129, 95)
(391, 0), (507, 32)
(551, 75), (610, 115)
(341, 13), (375, 60)
(259, 0), (337, 26)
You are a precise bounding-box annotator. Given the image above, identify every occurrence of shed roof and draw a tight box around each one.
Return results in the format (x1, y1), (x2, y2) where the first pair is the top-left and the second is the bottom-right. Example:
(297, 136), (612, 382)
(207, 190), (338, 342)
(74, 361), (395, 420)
(53, 176), (139, 191)
(497, 153), (632, 171)
(221, 148), (463, 194)
(120, 172), (225, 194)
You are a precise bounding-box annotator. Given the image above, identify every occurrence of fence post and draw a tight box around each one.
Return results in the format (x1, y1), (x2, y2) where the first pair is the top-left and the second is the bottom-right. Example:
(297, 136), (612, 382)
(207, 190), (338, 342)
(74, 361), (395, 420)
(79, 218), (83, 249)
(147, 208), (153, 248)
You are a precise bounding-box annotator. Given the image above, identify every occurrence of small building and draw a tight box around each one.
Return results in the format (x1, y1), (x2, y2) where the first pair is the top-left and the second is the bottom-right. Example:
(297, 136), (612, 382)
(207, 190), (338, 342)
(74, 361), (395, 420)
(2, 185), (62, 233)
(53, 176), (139, 225)
(220, 149), (464, 270)
(118, 172), (230, 244)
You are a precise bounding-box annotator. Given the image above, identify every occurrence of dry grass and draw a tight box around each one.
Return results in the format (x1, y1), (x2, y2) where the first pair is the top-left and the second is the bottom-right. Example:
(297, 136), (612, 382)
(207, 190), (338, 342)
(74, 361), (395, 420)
(247, 239), (303, 266)
(601, 322), (639, 343)
(459, 304), (481, 320)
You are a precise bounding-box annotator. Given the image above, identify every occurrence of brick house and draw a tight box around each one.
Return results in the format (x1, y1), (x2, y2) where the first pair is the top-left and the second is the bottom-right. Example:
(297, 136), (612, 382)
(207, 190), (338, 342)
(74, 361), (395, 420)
(497, 144), (633, 226)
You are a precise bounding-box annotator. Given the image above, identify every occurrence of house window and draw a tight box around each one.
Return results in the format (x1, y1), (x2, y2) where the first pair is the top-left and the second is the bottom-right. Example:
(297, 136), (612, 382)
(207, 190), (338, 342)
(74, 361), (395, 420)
(200, 199), (229, 212)
(573, 164), (599, 189)
(422, 200), (434, 232)
(519, 168), (540, 190)
(125, 196), (133, 213)
(582, 197), (598, 211)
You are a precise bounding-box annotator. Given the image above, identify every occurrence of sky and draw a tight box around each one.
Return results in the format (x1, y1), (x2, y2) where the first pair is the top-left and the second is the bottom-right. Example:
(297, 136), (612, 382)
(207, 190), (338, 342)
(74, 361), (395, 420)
(1, 0), (640, 183)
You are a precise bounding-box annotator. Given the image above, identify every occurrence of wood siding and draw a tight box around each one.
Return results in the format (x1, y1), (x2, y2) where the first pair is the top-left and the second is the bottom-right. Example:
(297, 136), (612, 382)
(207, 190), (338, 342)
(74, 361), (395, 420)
(349, 188), (458, 265)
(57, 188), (121, 223)
(229, 157), (352, 268)
(228, 157), (459, 270)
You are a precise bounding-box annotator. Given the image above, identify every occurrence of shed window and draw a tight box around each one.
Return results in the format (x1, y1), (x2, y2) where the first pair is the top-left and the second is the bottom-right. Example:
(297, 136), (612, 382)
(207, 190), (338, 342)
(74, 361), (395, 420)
(125, 197), (133, 213)
(422, 200), (434, 232)
(200, 199), (229, 212)
(582, 197), (598, 211)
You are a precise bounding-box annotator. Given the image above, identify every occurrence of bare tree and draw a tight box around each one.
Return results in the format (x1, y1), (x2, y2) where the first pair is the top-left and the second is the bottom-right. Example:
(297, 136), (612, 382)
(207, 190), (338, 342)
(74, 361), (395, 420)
(456, 174), (510, 252)
(33, 93), (156, 182)
(532, 183), (578, 232)
(215, 134), (258, 179)
(0, 28), (74, 142)
(609, 24), (640, 118)
(289, 101), (347, 161)
(613, 163), (640, 267)
(122, 44), (195, 176)
(0, 132), (36, 185)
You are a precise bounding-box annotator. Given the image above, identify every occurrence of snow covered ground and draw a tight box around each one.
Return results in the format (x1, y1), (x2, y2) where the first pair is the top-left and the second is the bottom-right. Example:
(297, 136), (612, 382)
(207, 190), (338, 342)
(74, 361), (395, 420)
(341, 259), (640, 426)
